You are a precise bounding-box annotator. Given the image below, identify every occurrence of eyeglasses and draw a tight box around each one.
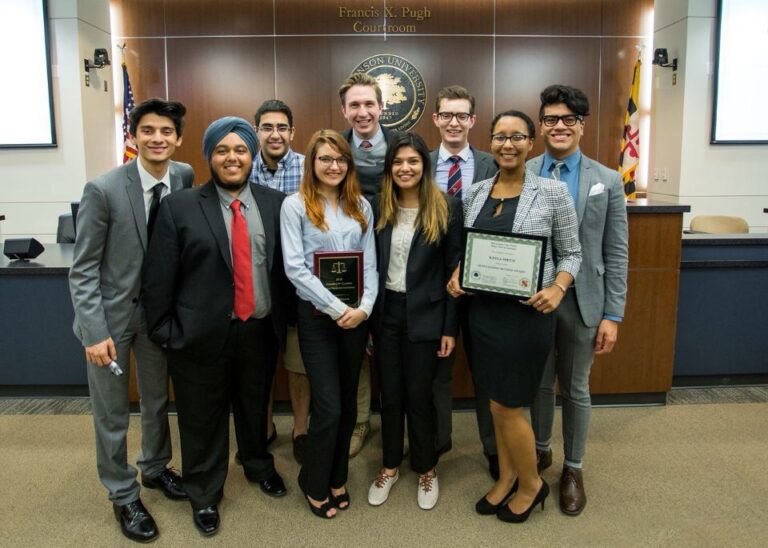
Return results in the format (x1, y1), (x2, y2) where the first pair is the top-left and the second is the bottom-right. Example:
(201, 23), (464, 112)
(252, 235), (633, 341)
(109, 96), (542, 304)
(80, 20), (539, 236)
(540, 114), (584, 127)
(316, 155), (349, 167)
(257, 124), (291, 134)
(437, 112), (472, 123)
(491, 133), (530, 145)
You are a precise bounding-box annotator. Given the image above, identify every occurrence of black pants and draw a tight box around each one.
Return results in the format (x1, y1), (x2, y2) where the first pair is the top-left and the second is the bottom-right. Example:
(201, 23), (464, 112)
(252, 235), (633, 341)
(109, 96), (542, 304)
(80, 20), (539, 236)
(375, 291), (439, 474)
(296, 300), (368, 500)
(168, 317), (278, 509)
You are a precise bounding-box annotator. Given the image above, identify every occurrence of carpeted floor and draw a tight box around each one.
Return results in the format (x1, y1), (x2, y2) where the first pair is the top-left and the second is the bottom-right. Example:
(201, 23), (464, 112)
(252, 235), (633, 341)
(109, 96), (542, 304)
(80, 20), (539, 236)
(1, 401), (767, 547)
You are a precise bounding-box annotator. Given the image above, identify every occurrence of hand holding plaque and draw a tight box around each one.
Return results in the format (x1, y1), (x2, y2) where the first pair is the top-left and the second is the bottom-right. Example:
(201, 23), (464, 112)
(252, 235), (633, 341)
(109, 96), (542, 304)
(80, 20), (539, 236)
(313, 251), (363, 314)
(459, 228), (546, 300)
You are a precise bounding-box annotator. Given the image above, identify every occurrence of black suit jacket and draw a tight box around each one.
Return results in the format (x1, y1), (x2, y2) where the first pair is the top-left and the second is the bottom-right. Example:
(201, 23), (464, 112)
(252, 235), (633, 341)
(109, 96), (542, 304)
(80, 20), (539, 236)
(142, 181), (288, 362)
(342, 126), (401, 201)
(370, 194), (464, 342)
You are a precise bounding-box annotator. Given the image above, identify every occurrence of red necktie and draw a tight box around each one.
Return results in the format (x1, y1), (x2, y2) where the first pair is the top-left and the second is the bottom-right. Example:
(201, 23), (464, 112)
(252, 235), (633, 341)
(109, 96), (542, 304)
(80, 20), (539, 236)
(231, 199), (254, 321)
(447, 155), (462, 198)
(360, 140), (372, 150)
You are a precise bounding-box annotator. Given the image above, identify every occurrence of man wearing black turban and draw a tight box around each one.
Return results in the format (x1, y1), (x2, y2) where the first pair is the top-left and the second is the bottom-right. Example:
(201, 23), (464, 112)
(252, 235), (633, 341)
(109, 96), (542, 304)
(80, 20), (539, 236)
(143, 117), (289, 536)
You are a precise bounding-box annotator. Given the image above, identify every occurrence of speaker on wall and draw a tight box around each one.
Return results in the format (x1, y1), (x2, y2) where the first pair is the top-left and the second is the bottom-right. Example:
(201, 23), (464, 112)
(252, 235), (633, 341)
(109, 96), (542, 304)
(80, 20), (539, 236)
(3, 238), (45, 260)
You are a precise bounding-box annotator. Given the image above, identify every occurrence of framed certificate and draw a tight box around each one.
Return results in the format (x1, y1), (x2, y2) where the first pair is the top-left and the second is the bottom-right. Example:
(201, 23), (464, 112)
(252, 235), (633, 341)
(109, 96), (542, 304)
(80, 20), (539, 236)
(313, 251), (363, 313)
(459, 228), (546, 299)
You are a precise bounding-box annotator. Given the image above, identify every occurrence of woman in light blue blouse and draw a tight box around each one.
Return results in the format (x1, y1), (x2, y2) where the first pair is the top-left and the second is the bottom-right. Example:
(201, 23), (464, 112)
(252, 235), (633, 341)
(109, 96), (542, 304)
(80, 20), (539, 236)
(280, 129), (377, 519)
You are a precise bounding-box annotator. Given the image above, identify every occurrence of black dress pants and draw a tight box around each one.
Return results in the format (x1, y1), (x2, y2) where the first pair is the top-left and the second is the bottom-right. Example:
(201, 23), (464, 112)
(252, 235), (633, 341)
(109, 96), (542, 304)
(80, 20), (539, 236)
(168, 317), (278, 509)
(375, 291), (439, 473)
(296, 300), (368, 501)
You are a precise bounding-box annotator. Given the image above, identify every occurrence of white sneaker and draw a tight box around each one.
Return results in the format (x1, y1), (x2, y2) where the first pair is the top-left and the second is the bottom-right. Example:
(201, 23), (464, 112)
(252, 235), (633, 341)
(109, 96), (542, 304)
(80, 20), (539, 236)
(368, 468), (399, 506)
(417, 470), (439, 510)
(349, 422), (370, 458)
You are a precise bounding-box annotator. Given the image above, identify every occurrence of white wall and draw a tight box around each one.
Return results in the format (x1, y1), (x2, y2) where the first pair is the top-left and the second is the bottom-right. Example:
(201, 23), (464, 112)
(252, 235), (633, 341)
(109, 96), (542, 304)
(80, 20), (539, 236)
(648, 0), (768, 232)
(0, 0), (114, 242)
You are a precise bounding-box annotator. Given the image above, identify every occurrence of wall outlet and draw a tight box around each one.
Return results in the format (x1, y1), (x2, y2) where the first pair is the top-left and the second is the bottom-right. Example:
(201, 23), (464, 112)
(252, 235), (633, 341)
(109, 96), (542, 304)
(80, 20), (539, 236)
(661, 168), (669, 182)
(653, 168), (659, 181)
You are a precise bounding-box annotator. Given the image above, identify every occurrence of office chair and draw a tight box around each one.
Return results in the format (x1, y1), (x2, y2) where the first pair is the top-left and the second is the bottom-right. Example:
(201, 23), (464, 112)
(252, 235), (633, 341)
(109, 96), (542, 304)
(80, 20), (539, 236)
(689, 215), (748, 234)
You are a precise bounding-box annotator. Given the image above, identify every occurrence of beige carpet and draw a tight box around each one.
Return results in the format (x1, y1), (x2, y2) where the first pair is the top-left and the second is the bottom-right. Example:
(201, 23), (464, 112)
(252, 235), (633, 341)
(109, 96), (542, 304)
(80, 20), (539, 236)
(2, 404), (767, 547)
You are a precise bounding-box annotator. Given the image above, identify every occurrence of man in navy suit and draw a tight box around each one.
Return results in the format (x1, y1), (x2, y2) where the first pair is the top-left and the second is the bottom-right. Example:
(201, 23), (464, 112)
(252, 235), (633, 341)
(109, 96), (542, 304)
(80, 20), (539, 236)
(528, 85), (629, 516)
(430, 85), (498, 472)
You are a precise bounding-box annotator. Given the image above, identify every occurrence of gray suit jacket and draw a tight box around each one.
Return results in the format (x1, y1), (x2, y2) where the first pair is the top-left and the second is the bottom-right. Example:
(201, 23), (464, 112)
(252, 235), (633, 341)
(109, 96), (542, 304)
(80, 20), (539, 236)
(527, 153), (628, 327)
(429, 145), (498, 187)
(69, 159), (194, 347)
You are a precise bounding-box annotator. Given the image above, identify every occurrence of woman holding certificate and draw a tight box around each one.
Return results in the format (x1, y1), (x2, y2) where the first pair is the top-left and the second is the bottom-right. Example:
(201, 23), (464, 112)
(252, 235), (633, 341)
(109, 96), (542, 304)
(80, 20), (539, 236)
(447, 111), (581, 523)
(280, 129), (378, 519)
(367, 133), (463, 510)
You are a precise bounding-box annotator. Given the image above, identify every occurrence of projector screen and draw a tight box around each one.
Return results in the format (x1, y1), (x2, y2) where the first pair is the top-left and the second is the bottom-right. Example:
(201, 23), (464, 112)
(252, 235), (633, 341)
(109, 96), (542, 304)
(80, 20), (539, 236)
(0, 0), (56, 148)
(711, 0), (768, 143)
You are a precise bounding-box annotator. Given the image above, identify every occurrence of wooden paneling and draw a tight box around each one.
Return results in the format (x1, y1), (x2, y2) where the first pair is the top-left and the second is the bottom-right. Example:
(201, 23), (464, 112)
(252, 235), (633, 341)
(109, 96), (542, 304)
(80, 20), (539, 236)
(495, 37), (601, 160)
(496, 0), (601, 36)
(628, 213), (684, 268)
(165, 37), (276, 178)
(601, 0), (654, 37)
(276, 0), (386, 35)
(111, 0), (164, 37)
(164, 0), (273, 36)
(386, 0), (494, 35)
(118, 39), (167, 102)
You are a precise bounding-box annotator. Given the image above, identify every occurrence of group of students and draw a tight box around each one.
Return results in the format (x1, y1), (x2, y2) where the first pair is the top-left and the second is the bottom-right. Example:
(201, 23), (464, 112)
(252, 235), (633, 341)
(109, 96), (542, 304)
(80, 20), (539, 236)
(69, 75), (628, 542)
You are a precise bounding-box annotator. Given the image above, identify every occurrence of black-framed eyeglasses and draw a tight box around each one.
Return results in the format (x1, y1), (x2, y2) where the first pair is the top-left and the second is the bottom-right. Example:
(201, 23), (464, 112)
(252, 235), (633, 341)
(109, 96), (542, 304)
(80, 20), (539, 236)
(491, 133), (530, 145)
(316, 155), (349, 167)
(437, 112), (472, 123)
(258, 124), (291, 134)
(540, 114), (584, 127)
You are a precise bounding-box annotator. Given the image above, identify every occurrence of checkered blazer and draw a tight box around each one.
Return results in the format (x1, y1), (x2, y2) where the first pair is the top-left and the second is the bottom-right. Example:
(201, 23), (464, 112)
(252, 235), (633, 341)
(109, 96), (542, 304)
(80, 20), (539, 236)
(463, 170), (582, 287)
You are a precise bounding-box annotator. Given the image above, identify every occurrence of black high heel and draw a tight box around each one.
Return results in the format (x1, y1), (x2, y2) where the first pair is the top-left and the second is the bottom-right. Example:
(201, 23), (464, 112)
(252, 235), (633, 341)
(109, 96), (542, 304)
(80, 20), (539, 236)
(299, 473), (335, 519)
(475, 479), (519, 515)
(330, 487), (350, 510)
(497, 480), (549, 523)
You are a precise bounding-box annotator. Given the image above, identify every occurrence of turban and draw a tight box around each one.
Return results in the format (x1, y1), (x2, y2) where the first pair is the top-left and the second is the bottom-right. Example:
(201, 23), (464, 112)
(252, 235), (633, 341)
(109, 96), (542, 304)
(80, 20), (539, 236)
(202, 116), (258, 161)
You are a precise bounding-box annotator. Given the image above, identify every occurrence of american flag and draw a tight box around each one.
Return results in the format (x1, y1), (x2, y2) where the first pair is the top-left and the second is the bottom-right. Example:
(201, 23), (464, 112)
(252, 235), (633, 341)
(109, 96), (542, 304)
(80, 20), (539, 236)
(121, 62), (138, 163)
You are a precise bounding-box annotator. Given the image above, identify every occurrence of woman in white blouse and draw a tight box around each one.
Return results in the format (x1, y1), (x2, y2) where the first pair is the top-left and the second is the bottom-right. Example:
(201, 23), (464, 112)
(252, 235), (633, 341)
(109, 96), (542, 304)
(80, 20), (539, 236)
(280, 129), (378, 519)
(366, 132), (463, 510)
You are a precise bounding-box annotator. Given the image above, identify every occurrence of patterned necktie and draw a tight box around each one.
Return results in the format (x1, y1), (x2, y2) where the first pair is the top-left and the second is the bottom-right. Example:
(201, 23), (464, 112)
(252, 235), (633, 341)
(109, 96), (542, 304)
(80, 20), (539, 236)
(146, 182), (164, 241)
(231, 199), (254, 321)
(447, 155), (462, 199)
(360, 140), (373, 150)
(551, 160), (565, 181)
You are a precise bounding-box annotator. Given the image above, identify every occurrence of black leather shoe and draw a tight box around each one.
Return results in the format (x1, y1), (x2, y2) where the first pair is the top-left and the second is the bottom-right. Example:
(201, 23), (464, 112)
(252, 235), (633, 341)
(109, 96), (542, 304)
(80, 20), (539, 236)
(258, 471), (287, 497)
(192, 505), (220, 536)
(485, 453), (500, 481)
(141, 468), (187, 501)
(113, 499), (158, 543)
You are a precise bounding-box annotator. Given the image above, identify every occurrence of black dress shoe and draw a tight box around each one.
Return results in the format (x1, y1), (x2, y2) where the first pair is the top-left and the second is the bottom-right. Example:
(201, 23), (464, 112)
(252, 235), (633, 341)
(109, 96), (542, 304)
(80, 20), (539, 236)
(475, 480), (518, 515)
(113, 499), (158, 543)
(192, 505), (220, 536)
(258, 471), (287, 497)
(292, 433), (308, 465)
(141, 468), (187, 501)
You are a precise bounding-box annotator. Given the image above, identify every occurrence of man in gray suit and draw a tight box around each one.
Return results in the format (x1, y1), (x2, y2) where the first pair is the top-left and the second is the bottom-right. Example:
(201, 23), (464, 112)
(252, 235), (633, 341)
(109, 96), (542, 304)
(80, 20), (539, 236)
(528, 85), (628, 516)
(69, 98), (193, 542)
(430, 85), (498, 469)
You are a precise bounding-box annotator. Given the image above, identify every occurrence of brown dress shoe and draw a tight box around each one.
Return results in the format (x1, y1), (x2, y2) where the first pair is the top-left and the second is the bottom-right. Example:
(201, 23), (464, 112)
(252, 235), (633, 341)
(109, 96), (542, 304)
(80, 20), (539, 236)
(559, 466), (586, 516)
(536, 449), (552, 473)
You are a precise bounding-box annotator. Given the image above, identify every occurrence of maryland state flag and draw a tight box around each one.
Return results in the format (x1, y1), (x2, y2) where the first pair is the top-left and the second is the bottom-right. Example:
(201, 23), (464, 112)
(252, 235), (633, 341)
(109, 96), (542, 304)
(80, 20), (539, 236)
(121, 62), (138, 163)
(619, 57), (641, 199)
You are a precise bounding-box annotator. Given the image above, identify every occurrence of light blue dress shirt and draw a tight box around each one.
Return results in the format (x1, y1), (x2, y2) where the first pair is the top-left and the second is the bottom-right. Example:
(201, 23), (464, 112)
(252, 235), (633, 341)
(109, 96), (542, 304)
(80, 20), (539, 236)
(280, 193), (378, 320)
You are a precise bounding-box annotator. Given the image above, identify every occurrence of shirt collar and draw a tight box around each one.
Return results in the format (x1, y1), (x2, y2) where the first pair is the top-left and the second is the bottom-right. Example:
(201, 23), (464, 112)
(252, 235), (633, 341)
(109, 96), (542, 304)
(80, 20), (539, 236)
(543, 149), (581, 174)
(215, 181), (253, 209)
(351, 126), (384, 148)
(438, 143), (470, 162)
(136, 159), (171, 193)
(256, 148), (297, 172)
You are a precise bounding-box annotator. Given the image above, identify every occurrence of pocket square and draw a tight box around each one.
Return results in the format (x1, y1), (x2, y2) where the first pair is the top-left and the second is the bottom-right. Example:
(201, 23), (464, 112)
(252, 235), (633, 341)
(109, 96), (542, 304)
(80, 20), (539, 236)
(588, 183), (605, 196)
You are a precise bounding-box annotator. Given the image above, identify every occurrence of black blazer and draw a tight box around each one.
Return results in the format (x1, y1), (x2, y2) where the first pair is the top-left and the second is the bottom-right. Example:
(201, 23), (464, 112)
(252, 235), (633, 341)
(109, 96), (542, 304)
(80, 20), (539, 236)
(370, 194), (464, 342)
(142, 181), (288, 362)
